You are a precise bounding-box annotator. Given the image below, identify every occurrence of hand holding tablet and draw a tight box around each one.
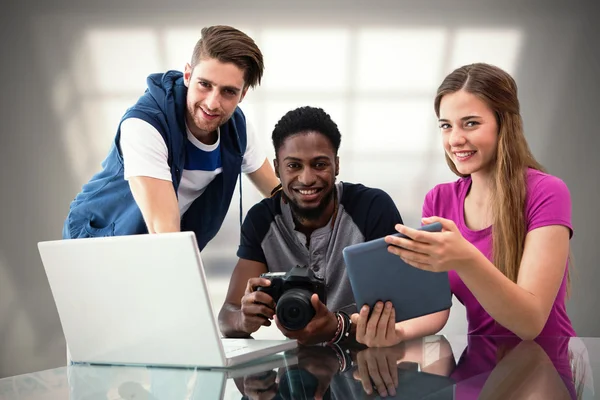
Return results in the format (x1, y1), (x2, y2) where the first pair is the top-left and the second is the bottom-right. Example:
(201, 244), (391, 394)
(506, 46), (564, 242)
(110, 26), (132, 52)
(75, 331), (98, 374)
(342, 222), (451, 323)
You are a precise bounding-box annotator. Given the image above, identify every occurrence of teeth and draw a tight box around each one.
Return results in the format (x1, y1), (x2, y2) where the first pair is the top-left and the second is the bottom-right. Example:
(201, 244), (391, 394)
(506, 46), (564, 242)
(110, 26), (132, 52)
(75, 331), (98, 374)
(201, 108), (216, 116)
(456, 151), (475, 157)
(299, 189), (318, 195)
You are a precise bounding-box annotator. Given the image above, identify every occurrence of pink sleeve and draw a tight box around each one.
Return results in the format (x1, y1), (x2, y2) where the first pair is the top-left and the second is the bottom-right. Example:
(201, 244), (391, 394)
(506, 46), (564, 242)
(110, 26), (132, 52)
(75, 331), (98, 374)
(422, 188), (435, 220)
(526, 175), (573, 238)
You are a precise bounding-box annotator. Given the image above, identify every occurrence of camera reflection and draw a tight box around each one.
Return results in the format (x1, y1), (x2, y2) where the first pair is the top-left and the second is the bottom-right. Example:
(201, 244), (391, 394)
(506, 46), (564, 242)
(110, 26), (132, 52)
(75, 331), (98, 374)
(237, 344), (340, 400)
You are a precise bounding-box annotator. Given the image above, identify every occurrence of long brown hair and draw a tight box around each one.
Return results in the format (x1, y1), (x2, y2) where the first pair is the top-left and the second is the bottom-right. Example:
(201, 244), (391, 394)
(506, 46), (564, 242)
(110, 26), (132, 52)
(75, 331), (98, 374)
(434, 63), (546, 283)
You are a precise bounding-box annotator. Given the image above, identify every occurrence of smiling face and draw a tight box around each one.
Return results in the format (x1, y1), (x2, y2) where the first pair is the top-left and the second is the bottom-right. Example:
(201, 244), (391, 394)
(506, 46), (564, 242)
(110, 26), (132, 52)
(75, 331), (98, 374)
(274, 131), (339, 223)
(183, 57), (247, 140)
(438, 90), (499, 177)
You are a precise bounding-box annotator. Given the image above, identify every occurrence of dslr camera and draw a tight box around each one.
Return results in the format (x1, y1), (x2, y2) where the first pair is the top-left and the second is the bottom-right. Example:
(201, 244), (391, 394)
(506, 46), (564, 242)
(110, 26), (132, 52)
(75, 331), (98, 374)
(256, 265), (326, 331)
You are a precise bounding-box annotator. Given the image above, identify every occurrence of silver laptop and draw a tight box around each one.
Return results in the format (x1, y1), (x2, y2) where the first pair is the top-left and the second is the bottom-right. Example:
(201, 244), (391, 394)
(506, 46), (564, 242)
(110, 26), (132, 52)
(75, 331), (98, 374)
(38, 232), (297, 368)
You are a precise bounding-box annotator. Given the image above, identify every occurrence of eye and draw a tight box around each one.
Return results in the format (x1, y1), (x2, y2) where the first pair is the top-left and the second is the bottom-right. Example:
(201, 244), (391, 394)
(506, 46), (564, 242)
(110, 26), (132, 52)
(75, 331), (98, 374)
(198, 80), (211, 88)
(224, 89), (237, 96)
(314, 162), (328, 169)
(287, 163), (300, 169)
(465, 121), (480, 127)
(439, 123), (451, 129)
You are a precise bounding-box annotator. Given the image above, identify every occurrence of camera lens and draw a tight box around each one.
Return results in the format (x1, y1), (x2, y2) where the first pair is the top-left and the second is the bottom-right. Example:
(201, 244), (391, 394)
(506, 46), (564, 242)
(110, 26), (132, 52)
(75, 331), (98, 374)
(287, 306), (301, 319)
(276, 289), (315, 331)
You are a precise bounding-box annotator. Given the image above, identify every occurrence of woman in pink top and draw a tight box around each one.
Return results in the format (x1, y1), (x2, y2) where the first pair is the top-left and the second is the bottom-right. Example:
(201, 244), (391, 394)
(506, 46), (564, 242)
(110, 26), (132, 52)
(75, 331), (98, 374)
(352, 63), (575, 348)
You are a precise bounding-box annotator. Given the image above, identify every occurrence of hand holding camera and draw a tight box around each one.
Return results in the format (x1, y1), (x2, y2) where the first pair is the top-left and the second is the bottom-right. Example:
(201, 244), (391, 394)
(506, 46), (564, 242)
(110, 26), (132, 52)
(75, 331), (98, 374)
(273, 293), (338, 345)
(255, 266), (337, 345)
(239, 277), (277, 335)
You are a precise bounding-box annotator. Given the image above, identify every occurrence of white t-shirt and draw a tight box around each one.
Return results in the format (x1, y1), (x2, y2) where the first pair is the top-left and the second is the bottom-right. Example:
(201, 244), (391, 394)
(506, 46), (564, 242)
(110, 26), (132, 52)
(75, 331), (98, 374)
(120, 117), (265, 216)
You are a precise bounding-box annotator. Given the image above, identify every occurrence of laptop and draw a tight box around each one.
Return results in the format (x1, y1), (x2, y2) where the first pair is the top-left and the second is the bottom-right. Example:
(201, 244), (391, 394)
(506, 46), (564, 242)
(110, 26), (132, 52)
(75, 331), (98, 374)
(38, 232), (297, 368)
(342, 222), (452, 322)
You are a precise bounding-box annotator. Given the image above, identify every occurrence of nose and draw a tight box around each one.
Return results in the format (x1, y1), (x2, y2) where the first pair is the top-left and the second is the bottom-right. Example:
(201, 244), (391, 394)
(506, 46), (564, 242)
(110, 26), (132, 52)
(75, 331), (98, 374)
(448, 127), (467, 147)
(204, 91), (220, 111)
(298, 167), (317, 186)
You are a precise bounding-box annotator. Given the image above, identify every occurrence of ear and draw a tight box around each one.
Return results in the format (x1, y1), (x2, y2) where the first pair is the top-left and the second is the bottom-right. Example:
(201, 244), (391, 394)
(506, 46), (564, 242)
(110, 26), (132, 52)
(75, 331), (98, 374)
(273, 158), (280, 179)
(183, 63), (193, 87)
(335, 156), (340, 176)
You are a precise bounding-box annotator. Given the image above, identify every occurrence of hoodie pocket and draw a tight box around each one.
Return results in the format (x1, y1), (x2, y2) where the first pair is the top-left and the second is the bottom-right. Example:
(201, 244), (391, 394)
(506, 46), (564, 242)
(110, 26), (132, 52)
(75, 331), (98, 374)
(68, 212), (115, 238)
(83, 219), (115, 237)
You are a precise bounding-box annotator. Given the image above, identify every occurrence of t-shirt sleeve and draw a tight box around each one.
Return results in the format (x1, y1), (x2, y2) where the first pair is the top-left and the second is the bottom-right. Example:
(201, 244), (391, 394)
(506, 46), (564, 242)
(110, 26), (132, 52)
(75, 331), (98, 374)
(120, 118), (172, 181)
(422, 189), (435, 220)
(363, 190), (404, 241)
(241, 119), (267, 174)
(236, 203), (271, 264)
(526, 175), (573, 238)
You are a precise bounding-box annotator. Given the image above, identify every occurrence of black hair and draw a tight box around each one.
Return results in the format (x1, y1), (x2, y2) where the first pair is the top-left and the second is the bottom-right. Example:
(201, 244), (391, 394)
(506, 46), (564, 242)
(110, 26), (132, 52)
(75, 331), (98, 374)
(272, 106), (342, 157)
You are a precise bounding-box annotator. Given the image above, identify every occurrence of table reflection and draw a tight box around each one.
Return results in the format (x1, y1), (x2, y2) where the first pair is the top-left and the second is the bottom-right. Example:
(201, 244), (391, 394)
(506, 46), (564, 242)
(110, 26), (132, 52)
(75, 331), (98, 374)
(66, 351), (298, 399)
(451, 336), (585, 400)
(236, 336), (591, 399)
(0, 335), (594, 399)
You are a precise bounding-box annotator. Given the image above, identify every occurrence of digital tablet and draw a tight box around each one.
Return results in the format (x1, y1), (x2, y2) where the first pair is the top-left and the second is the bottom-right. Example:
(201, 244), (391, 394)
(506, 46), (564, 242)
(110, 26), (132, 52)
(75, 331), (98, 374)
(342, 222), (452, 323)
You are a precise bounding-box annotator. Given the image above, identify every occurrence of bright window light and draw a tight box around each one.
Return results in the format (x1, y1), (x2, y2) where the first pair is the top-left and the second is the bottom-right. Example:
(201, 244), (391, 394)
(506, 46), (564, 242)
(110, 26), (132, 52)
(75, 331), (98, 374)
(260, 29), (350, 91)
(356, 28), (447, 92)
(449, 28), (523, 75)
(85, 29), (161, 93)
(163, 28), (203, 71)
(351, 99), (434, 153)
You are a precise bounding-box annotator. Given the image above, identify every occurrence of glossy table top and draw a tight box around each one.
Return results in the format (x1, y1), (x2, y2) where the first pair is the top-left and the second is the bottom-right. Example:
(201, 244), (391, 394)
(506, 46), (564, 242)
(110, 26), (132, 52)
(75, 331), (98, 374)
(0, 335), (598, 399)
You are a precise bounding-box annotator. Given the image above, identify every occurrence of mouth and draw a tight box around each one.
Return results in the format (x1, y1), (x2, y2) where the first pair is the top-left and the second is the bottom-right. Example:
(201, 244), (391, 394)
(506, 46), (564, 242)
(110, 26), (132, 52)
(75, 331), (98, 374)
(292, 187), (323, 201)
(453, 150), (476, 162)
(199, 107), (220, 121)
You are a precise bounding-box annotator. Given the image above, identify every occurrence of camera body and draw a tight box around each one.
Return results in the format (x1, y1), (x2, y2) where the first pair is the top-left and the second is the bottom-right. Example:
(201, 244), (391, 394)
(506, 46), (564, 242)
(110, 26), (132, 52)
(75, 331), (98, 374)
(256, 265), (326, 331)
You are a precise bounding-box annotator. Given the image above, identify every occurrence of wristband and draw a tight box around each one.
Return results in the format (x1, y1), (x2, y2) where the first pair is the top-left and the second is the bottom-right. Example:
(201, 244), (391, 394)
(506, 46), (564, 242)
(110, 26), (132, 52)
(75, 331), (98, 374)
(337, 311), (352, 342)
(327, 312), (343, 345)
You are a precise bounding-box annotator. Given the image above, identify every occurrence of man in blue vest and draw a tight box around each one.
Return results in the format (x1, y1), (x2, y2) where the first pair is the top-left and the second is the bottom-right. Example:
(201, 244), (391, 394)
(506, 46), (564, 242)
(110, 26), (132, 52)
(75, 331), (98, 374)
(63, 25), (279, 251)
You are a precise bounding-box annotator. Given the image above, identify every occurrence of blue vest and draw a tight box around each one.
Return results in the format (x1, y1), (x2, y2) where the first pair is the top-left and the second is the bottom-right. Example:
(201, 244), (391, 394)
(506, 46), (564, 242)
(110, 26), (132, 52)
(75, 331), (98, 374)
(63, 71), (247, 251)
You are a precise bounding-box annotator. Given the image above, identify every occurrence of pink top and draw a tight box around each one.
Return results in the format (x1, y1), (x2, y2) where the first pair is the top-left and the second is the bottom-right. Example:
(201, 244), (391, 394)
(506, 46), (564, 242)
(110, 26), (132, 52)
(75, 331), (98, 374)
(423, 168), (575, 337)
